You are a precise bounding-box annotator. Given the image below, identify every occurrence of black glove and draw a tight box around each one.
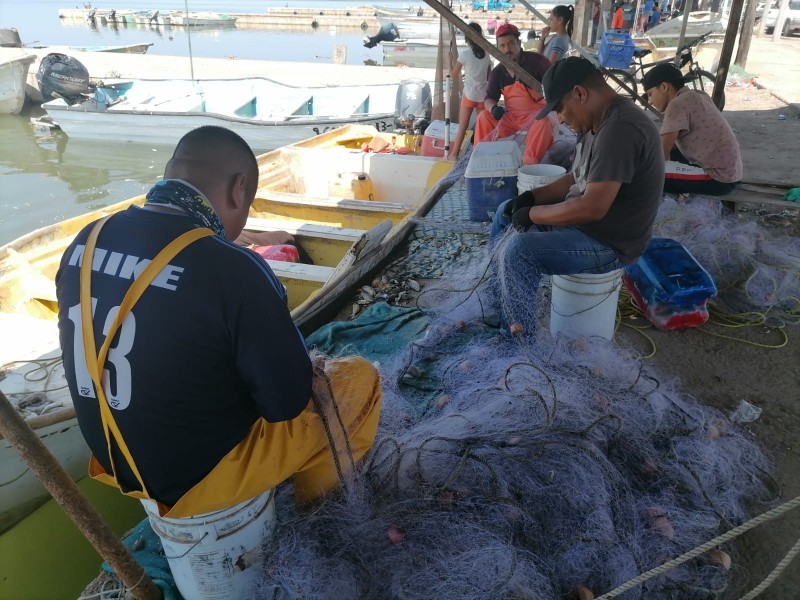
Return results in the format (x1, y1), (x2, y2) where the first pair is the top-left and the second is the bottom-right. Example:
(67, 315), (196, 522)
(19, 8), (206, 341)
(491, 104), (506, 121)
(503, 190), (536, 219)
(511, 206), (533, 230)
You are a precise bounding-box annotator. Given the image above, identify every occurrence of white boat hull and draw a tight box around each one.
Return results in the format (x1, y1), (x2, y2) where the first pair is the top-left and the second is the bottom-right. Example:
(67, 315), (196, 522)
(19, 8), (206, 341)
(41, 77), (403, 151)
(42, 108), (395, 152)
(383, 39), (467, 68)
(377, 15), (445, 39)
(0, 314), (88, 534)
(0, 52), (35, 114)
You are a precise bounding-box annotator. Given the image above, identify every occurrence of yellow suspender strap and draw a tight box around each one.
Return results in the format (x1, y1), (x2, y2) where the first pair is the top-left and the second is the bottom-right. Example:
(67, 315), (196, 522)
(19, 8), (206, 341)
(79, 216), (214, 497)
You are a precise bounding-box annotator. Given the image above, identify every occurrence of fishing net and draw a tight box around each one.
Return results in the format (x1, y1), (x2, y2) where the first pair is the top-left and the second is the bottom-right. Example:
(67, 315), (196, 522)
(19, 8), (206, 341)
(252, 222), (776, 599)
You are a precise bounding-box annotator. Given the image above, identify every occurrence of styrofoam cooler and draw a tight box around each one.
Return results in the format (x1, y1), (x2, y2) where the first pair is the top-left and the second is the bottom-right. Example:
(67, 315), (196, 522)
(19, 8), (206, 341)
(422, 120), (461, 157)
(465, 140), (522, 221)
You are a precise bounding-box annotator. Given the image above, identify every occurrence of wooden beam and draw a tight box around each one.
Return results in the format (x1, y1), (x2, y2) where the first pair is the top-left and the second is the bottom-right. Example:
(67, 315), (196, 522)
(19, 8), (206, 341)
(419, 0), (543, 95)
(735, 0), (758, 68)
(713, 0), (746, 109)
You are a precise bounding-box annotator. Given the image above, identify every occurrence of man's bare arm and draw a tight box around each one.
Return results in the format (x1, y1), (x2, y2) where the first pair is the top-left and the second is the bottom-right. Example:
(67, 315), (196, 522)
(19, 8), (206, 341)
(527, 172), (576, 205)
(528, 180), (621, 226)
(661, 131), (679, 160)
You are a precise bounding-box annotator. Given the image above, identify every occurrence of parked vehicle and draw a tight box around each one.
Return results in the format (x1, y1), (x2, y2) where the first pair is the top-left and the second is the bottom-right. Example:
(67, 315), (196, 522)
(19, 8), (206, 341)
(472, 1), (515, 12)
(764, 0), (800, 35)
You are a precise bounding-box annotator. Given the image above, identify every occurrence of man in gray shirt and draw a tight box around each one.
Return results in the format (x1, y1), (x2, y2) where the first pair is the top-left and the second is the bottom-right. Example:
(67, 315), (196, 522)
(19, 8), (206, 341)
(490, 57), (663, 328)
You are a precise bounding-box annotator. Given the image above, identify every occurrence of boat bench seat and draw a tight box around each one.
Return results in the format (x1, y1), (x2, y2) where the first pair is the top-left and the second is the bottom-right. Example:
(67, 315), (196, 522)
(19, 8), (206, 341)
(258, 191), (409, 214)
(143, 94), (204, 113)
(266, 260), (335, 284)
(203, 96), (257, 117)
(245, 218), (365, 242)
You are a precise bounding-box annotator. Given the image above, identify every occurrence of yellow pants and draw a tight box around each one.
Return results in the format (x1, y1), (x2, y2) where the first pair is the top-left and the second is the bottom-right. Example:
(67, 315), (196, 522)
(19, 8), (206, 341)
(91, 356), (382, 518)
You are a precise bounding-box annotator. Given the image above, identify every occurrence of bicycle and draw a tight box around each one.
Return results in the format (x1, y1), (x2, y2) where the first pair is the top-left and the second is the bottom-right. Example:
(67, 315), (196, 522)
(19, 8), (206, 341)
(600, 31), (725, 111)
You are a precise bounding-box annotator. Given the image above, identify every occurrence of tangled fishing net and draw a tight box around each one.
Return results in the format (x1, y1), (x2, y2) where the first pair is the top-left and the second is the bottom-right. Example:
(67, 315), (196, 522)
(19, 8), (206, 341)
(253, 209), (780, 599)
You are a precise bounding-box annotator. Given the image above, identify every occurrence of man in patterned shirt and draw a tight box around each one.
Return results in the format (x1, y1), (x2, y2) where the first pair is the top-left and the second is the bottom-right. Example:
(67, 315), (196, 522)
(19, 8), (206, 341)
(644, 63), (742, 196)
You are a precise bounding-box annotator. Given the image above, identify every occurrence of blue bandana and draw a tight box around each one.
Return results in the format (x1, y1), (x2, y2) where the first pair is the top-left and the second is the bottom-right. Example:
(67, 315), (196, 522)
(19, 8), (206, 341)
(145, 179), (226, 238)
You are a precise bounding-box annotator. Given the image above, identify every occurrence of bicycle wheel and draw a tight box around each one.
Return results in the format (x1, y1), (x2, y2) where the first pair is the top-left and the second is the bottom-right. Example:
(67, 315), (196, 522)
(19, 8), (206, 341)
(603, 69), (638, 102)
(688, 69), (725, 111)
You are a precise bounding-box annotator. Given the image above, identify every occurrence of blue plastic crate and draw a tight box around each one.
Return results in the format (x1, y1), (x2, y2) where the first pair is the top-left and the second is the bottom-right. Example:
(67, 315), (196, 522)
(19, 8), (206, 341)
(598, 32), (636, 69)
(624, 238), (717, 308)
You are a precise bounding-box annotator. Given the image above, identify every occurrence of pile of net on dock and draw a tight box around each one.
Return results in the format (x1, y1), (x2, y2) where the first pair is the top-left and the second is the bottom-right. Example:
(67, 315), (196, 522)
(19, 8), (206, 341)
(654, 195), (800, 326)
(257, 221), (777, 600)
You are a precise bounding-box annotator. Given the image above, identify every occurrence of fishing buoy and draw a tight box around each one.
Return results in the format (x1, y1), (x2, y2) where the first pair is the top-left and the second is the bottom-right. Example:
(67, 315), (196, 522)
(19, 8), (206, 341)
(361, 20), (368, 30)
(708, 549), (732, 570)
(311, 19), (319, 28)
(577, 586), (595, 600)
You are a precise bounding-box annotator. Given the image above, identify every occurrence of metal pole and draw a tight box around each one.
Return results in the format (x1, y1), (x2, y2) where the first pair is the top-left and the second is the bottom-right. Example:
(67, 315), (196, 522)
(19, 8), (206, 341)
(419, 0), (544, 94)
(674, 2), (693, 64)
(444, 75), (451, 155)
(184, 0), (195, 80)
(0, 390), (162, 600)
(713, 0), (746, 108)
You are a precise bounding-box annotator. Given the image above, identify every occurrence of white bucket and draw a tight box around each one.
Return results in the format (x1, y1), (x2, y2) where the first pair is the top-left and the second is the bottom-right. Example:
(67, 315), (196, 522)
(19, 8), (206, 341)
(517, 164), (567, 193)
(141, 489), (276, 600)
(550, 269), (623, 340)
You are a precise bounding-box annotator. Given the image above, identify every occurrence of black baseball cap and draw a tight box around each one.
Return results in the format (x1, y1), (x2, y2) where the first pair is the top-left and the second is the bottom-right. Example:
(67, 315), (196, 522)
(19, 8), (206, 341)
(535, 57), (600, 120)
(642, 63), (685, 91)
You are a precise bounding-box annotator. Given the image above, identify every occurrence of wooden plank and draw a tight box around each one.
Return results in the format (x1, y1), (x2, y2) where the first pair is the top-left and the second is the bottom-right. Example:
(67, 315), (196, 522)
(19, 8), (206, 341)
(244, 218), (365, 242)
(266, 260), (334, 283)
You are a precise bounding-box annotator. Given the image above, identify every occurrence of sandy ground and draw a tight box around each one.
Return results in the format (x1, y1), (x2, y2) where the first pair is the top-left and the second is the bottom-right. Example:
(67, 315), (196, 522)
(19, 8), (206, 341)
(616, 84), (800, 598)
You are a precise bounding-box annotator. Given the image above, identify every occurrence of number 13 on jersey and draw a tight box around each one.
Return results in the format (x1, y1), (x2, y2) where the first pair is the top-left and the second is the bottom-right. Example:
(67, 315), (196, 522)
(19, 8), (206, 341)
(67, 300), (137, 410)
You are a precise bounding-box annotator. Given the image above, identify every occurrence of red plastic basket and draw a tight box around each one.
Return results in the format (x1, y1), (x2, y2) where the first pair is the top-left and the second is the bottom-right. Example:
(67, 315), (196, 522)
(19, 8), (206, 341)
(598, 32), (636, 69)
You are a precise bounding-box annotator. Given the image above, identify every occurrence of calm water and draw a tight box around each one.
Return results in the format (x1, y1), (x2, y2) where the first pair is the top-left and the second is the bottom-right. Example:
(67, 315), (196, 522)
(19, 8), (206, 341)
(0, 0), (417, 245)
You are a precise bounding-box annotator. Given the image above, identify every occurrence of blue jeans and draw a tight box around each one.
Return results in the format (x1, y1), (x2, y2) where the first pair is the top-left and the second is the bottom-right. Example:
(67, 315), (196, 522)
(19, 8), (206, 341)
(489, 199), (622, 331)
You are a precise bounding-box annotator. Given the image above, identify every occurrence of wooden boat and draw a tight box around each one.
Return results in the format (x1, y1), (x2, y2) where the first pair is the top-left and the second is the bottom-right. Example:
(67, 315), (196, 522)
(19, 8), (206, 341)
(0, 49), (35, 114)
(0, 123), (451, 536)
(39, 77), (402, 151)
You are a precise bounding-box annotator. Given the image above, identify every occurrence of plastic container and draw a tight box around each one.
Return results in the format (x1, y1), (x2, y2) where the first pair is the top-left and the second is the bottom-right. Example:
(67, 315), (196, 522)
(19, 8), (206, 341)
(623, 273), (710, 330)
(623, 238), (717, 308)
(142, 490), (276, 600)
(550, 269), (623, 340)
(253, 244), (300, 263)
(465, 140), (522, 221)
(422, 120), (460, 157)
(328, 171), (373, 200)
(517, 164), (567, 193)
(598, 32), (636, 69)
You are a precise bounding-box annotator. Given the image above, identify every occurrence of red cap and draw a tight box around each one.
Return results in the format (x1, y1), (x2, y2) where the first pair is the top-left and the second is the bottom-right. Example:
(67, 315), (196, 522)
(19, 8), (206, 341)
(495, 22), (520, 38)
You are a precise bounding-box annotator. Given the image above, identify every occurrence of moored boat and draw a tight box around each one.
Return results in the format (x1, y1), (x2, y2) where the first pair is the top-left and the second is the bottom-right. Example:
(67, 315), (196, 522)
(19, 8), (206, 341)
(38, 76), (410, 151)
(383, 38), (468, 68)
(0, 50), (35, 114)
(0, 124), (451, 539)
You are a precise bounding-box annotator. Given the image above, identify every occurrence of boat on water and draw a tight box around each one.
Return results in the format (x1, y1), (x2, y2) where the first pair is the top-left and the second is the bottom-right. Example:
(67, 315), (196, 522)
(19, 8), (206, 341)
(38, 74), (409, 151)
(60, 8), (237, 28)
(635, 11), (724, 48)
(0, 50), (35, 114)
(0, 123), (451, 541)
(67, 42), (153, 54)
(376, 13), (450, 39)
(383, 38), (468, 68)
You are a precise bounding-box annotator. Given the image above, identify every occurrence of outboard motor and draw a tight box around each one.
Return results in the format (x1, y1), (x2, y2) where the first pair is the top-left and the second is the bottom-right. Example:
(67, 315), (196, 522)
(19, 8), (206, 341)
(37, 53), (94, 104)
(363, 22), (400, 49)
(0, 27), (22, 48)
(394, 78), (432, 133)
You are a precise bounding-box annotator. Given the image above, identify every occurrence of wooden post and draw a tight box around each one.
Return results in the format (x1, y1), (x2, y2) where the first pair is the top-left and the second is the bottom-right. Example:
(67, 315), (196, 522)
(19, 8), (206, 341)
(420, 0), (544, 94)
(0, 390), (162, 600)
(772, 0), (791, 41)
(712, 0), (746, 109)
(734, 0), (758, 68)
(332, 44), (347, 65)
(574, 0), (588, 46)
(581, 0), (595, 46)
